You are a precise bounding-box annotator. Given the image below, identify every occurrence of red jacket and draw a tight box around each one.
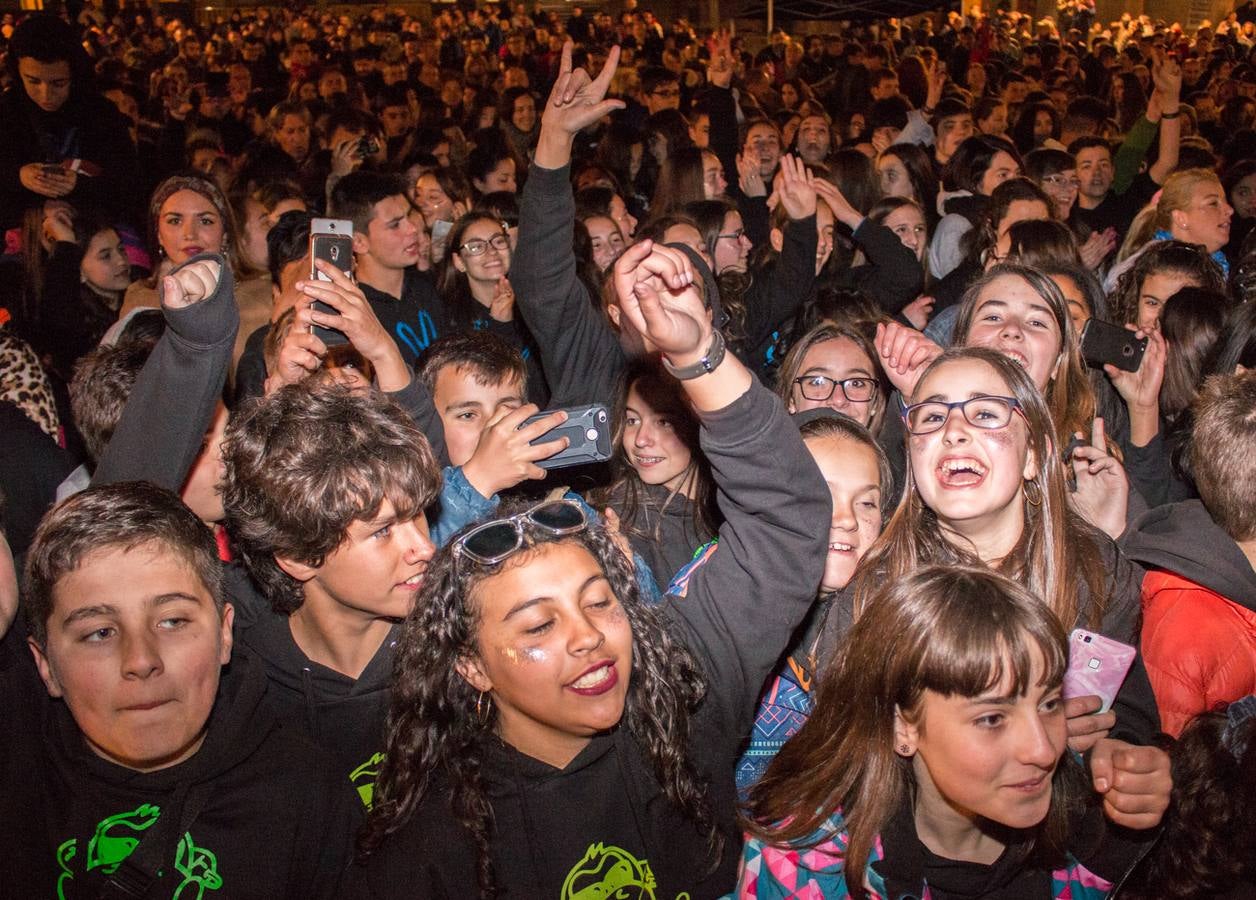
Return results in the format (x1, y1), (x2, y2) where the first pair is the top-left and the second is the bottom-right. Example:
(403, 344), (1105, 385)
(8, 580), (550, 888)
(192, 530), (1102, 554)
(1141, 568), (1256, 737)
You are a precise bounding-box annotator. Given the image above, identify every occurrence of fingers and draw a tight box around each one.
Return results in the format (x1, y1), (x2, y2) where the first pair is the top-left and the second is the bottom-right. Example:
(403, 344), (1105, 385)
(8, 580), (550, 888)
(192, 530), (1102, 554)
(515, 408), (569, 442)
(591, 45), (621, 94)
(603, 507), (622, 533)
(1090, 416), (1106, 451)
(525, 437), (569, 463)
(486, 402), (539, 431)
(636, 242), (694, 290)
(1063, 694), (1103, 718)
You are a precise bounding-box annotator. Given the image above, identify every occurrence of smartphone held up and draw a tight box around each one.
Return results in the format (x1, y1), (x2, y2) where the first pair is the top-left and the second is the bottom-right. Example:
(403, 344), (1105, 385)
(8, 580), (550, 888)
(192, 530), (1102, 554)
(308, 218), (354, 347)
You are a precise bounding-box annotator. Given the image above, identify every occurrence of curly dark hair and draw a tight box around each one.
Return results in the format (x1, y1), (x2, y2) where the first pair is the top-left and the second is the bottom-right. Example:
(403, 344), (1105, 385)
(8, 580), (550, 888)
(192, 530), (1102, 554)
(358, 506), (720, 895)
(1122, 709), (1256, 898)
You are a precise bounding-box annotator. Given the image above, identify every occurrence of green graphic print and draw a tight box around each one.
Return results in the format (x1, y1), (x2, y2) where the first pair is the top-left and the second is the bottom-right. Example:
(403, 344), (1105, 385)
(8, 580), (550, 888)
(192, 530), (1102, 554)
(350, 751), (387, 809)
(54, 804), (222, 900)
(560, 843), (690, 900)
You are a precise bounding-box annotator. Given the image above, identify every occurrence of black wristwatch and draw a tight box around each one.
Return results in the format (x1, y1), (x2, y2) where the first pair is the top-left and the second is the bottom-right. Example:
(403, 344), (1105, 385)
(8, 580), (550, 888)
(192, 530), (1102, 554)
(662, 331), (726, 381)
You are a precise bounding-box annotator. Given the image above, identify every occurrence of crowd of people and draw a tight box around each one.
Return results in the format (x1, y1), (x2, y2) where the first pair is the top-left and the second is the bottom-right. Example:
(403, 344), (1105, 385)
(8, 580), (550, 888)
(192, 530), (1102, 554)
(2, 1), (1256, 896)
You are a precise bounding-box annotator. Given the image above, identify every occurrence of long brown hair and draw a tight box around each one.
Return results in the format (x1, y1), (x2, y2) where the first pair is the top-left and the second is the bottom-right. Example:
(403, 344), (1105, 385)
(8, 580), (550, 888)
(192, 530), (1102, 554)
(855, 347), (1109, 631)
(953, 264), (1101, 457)
(745, 565), (1079, 897)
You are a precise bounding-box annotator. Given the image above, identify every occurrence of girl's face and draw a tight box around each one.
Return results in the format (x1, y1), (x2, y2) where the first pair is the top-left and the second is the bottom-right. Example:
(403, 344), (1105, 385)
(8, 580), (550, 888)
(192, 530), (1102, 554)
(1039, 169), (1079, 219)
(781, 82), (799, 109)
(454, 218), (511, 285)
(805, 435), (882, 593)
(883, 204), (928, 262)
(814, 201), (835, 274)
(511, 94), (537, 133)
(963, 273), (1063, 391)
(1137, 269), (1199, 333)
(623, 384), (694, 496)
(701, 151), (727, 199)
(415, 174), (454, 224)
(713, 210), (751, 274)
(877, 154), (914, 200)
(979, 151), (1021, 196)
(787, 336), (879, 428)
(80, 228), (131, 294)
(978, 103), (1009, 136)
(157, 189), (225, 266)
(1051, 274), (1090, 337)
(902, 645), (1066, 836)
(1231, 172), (1256, 219)
(909, 358), (1036, 548)
(458, 541), (634, 768)
(1172, 180), (1234, 253)
(585, 215), (625, 272)
(476, 157), (517, 195)
(1033, 110), (1054, 143)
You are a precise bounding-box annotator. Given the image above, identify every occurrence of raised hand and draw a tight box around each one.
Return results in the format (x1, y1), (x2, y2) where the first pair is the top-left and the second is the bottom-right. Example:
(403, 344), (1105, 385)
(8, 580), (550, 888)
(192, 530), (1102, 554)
(612, 239), (708, 362)
(296, 259), (409, 390)
(1105, 327), (1166, 415)
(737, 151), (767, 198)
(1069, 417), (1129, 540)
(265, 309), (326, 395)
(162, 258), (222, 309)
(773, 154), (817, 221)
(901, 295), (936, 330)
(42, 206), (76, 245)
(875, 320), (943, 397)
(1063, 694), (1116, 753)
(1150, 48), (1182, 104)
(706, 29), (734, 89)
(489, 276), (515, 322)
(537, 41), (625, 168)
(813, 178), (862, 230)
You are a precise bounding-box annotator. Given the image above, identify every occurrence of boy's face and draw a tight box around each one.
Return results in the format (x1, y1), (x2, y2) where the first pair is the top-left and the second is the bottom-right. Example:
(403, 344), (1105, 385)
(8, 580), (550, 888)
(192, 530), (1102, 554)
(432, 366), (525, 467)
(29, 541), (232, 773)
(355, 194), (421, 271)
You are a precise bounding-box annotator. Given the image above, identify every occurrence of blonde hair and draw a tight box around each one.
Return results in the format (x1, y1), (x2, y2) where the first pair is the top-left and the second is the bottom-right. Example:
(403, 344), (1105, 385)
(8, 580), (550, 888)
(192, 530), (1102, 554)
(1118, 168), (1222, 262)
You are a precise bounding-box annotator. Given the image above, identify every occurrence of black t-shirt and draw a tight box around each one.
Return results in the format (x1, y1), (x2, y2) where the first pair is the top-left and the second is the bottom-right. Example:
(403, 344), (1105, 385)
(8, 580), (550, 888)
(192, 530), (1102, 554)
(1072, 171), (1159, 244)
(357, 269), (449, 369)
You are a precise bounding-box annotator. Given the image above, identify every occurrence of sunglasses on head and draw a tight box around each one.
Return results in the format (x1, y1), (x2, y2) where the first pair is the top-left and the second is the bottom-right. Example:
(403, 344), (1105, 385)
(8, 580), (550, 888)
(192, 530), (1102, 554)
(453, 500), (589, 568)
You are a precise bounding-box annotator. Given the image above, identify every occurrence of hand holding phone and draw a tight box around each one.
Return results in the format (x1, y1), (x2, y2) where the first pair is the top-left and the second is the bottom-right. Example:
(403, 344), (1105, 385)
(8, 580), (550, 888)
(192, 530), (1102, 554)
(1063, 629), (1136, 714)
(308, 218), (354, 347)
(1080, 319), (1148, 373)
(521, 404), (612, 470)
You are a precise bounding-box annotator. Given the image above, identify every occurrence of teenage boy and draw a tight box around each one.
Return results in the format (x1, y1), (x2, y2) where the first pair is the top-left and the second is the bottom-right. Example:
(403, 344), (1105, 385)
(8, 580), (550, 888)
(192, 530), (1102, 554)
(330, 170), (448, 367)
(1121, 371), (1256, 737)
(417, 332), (566, 544)
(1072, 54), (1182, 247)
(221, 381), (443, 808)
(2, 482), (359, 898)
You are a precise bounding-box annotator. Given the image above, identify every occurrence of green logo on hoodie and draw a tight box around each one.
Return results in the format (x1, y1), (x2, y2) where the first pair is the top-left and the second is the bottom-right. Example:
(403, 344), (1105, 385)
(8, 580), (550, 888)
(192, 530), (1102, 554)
(54, 805), (223, 900)
(350, 751), (387, 809)
(560, 843), (690, 900)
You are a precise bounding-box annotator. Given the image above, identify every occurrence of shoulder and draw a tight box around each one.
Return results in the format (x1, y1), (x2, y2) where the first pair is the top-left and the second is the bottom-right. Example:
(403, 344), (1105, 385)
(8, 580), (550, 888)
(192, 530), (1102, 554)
(738, 816), (863, 898)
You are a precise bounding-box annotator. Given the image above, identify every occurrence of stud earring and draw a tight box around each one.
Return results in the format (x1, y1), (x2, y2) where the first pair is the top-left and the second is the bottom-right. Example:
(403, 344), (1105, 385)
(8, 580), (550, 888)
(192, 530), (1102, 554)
(899, 744), (911, 754)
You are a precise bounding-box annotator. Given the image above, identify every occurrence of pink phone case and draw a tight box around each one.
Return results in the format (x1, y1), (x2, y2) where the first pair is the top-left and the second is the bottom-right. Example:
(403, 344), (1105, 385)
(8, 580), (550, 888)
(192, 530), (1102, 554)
(1063, 629), (1136, 713)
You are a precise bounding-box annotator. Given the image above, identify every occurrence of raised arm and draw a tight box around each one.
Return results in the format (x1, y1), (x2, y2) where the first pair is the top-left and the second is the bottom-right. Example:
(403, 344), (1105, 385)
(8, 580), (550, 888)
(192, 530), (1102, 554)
(92, 254), (238, 490)
(513, 41), (626, 406)
(612, 242), (830, 734)
(1146, 52), (1182, 186)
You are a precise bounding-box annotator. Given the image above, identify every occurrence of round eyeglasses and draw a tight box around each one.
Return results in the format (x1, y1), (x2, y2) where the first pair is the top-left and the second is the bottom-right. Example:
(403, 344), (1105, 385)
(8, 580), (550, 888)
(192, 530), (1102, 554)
(793, 374), (878, 404)
(459, 233), (510, 257)
(899, 395), (1025, 436)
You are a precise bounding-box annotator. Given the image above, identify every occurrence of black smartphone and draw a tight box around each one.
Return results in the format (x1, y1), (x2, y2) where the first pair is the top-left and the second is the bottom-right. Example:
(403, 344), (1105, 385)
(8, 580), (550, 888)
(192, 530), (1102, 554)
(308, 218), (354, 347)
(522, 405), (613, 470)
(1080, 319), (1147, 373)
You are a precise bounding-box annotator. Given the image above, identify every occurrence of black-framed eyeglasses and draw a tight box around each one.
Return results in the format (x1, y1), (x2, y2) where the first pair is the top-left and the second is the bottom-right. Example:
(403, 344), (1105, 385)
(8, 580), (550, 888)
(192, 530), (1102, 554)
(899, 395), (1025, 436)
(716, 228), (746, 242)
(452, 500), (588, 568)
(459, 233), (510, 256)
(793, 374), (878, 404)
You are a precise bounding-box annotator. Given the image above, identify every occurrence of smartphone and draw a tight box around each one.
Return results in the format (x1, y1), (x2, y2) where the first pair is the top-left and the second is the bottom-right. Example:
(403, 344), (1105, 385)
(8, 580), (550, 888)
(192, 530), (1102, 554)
(522, 404), (613, 470)
(1062, 629), (1136, 714)
(308, 218), (354, 347)
(1080, 319), (1148, 373)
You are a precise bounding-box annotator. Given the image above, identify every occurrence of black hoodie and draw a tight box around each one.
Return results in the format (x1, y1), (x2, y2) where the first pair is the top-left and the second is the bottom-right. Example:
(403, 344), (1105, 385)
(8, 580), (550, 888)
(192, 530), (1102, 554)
(345, 379), (831, 898)
(0, 631), (361, 898)
(227, 566), (399, 810)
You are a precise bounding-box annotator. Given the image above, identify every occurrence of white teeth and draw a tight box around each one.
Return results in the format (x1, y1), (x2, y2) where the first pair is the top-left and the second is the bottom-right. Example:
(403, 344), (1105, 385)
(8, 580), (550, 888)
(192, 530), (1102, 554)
(403, 573), (423, 586)
(941, 459), (986, 475)
(571, 666), (611, 689)
(829, 542), (853, 552)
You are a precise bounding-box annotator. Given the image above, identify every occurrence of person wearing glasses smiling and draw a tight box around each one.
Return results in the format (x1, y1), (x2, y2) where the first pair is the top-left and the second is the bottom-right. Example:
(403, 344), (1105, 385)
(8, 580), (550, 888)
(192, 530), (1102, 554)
(806, 346), (1169, 842)
(349, 239), (829, 899)
(438, 211), (546, 404)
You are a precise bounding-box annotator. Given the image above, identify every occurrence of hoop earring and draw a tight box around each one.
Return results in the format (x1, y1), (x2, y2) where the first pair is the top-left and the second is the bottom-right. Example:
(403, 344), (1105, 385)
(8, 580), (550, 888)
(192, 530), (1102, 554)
(475, 690), (492, 725)
(1023, 477), (1043, 508)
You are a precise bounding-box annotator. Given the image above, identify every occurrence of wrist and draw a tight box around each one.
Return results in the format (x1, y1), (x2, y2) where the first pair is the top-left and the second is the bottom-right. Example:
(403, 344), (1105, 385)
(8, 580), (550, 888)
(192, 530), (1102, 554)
(534, 130), (574, 169)
(662, 330), (725, 379)
(461, 456), (504, 499)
